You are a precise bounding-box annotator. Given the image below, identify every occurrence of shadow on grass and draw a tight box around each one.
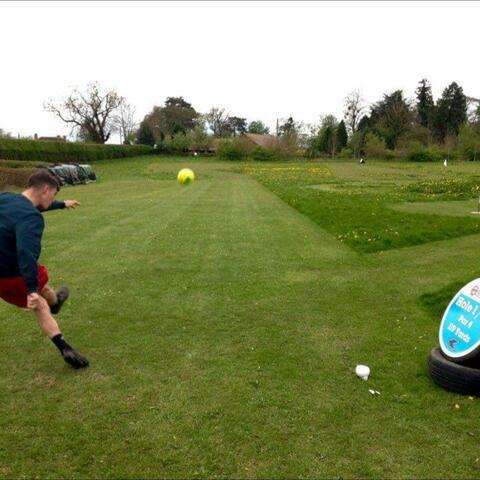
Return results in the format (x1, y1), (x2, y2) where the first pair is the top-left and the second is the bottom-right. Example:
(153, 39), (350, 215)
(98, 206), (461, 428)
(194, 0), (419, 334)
(418, 280), (468, 320)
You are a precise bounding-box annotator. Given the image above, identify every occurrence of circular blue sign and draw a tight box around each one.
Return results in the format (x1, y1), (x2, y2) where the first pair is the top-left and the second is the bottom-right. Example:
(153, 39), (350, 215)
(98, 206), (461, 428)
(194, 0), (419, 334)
(439, 279), (480, 361)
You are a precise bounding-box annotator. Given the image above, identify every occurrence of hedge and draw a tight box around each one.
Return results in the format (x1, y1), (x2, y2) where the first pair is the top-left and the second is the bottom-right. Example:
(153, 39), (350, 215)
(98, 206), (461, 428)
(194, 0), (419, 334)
(0, 167), (36, 189)
(0, 138), (153, 162)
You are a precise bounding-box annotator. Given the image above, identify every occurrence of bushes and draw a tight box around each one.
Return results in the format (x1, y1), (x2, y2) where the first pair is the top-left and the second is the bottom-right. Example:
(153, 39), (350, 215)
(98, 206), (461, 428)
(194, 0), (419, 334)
(163, 133), (190, 154)
(216, 138), (298, 161)
(337, 148), (354, 159)
(458, 125), (480, 161)
(363, 132), (387, 159)
(251, 146), (275, 161)
(406, 142), (444, 162)
(216, 138), (252, 161)
(185, 126), (214, 153)
(0, 137), (153, 163)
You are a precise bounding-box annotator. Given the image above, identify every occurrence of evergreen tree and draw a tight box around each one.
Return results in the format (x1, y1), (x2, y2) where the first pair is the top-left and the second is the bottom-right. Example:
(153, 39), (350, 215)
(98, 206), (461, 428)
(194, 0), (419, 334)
(137, 121), (155, 145)
(369, 90), (412, 149)
(317, 126), (333, 154)
(434, 82), (468, 141)
(337, 120), (348, 150)
(357, 115), (370, 132)
(316, 115), (338, 156)
(415, 78), (435, 128)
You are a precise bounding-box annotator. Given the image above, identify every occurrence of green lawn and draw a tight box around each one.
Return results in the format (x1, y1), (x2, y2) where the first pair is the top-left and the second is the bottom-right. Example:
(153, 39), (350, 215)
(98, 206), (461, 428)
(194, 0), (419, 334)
(1, 157), (480, 478)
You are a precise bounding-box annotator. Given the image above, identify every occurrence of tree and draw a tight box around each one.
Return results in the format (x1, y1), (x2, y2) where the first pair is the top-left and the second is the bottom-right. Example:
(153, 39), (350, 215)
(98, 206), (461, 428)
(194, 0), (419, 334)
(314, 115), (339, 157)
(444, 133), (457, 160)
(349, 130), (365, 158)
(434, 82), (468, 141)
(370, 90), (413, 149)
(248, 120), (270, 135)
(227, 116), (247, 137)
(204, 107), (231, 137)
(357, 115), (370, 132)
(278, 117), (298, 137)
(115, 102), (137, 144)
(363, 132), (387, 159)
(142, 97), (198, 140)
(277, 117), (301, 154)
(468, 101), (480, 125)
(185, 124), (213, 152)
(415, 78), (435, 128)
(337, 120), (348, 150)
(396, 124), (434, 148)
(45, 82), (124, 144)
(458, 124), (480, 161)
(161, 96), (198, 135)
(136, 121), (155, 146)
(0, 128), (12, 138)
(344, 91), (366, 134)
(347, 115), (371, 156)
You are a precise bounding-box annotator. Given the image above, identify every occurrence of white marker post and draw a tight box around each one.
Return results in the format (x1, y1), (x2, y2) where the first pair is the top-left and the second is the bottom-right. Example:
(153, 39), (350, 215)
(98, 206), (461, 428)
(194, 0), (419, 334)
(471, 195), (480, 215)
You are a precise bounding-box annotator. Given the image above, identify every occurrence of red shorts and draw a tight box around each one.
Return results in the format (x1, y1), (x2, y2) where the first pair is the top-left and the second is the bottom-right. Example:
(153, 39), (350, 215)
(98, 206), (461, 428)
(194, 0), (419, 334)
(0, 264), (49, 308)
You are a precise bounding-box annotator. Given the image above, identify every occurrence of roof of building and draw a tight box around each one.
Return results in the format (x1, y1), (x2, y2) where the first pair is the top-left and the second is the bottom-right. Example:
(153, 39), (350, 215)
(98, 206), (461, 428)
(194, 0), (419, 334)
(242, 132), (279, 149)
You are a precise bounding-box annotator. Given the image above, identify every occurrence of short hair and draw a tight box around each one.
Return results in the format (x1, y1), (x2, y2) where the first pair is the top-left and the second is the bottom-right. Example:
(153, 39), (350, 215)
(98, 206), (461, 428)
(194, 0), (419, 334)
(27, 169), (60, 192)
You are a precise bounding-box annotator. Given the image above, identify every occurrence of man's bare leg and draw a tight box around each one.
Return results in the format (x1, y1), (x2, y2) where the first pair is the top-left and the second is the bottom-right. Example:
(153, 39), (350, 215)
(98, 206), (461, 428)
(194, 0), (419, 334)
(40, 285), (57, 306)
(40, 284), (69, 314)
(33, 295), (89, 369)
(34, 295), (61, 337)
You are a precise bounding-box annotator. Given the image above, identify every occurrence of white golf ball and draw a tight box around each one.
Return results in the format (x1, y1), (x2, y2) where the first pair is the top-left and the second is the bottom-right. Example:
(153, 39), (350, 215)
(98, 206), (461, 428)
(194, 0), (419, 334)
(355, 364), (370, 381)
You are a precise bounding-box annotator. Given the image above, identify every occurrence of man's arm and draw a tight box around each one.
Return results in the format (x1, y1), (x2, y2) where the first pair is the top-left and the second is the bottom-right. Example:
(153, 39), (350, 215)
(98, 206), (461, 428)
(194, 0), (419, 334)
(39, 200), (80, 212)
(15, 214), (44, 294)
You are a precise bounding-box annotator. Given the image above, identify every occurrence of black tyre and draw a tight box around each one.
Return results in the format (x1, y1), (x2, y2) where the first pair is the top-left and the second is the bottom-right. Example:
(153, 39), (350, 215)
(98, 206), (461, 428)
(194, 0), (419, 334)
(428, 346), (480, 395)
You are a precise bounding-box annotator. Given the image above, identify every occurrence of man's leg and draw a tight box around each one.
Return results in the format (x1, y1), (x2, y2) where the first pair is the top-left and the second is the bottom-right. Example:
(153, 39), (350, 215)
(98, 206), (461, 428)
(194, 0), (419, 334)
(40, 285), (57, 306)
(33, 296), (89, 369)
(40, 284), (69, 314)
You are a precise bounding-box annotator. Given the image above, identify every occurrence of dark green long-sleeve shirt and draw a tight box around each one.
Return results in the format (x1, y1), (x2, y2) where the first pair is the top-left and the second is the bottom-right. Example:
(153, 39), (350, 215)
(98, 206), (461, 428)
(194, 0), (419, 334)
(0, 192), (65, 293)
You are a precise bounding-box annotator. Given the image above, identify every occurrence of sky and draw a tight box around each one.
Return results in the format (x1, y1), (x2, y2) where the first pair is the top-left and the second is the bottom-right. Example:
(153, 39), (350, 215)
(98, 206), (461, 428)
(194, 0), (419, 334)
(1, 0), (479, 142)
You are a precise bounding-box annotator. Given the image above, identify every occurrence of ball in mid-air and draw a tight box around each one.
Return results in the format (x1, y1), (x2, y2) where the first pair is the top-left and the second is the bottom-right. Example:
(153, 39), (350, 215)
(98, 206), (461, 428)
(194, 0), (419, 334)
(177, 168), (195, 185)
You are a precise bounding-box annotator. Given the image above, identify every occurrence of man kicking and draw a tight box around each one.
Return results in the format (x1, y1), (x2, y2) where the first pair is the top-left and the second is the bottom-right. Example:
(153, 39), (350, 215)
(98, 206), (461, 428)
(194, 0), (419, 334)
(0, 169), (89, 369)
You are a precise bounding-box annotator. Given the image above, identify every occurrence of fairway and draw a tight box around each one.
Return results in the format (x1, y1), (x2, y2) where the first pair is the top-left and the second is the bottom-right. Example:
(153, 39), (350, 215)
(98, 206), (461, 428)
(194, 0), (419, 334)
(2, 157), (480, 478)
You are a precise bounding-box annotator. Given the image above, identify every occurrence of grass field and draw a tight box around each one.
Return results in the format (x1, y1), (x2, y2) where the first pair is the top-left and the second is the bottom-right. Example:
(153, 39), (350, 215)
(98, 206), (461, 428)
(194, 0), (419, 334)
(2, 156), (480, 478)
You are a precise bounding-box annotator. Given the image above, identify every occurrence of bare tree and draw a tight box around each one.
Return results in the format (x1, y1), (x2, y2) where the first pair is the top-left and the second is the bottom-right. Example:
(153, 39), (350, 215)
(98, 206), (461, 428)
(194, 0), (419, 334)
(344, 91), (366, 135)
(203, 107), (230, 137)
(115, 102), (137, 144)
(467, 96), (480, 124)
(45, 83), (124, 143)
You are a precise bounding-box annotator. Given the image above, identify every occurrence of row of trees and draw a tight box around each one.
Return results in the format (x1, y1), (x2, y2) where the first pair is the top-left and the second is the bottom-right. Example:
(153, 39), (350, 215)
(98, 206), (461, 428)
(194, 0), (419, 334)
(136, 98), (271, 147)
(300, 79), (480, 160)
(4, 79), (476, 161)
(38, 83), (271, 148)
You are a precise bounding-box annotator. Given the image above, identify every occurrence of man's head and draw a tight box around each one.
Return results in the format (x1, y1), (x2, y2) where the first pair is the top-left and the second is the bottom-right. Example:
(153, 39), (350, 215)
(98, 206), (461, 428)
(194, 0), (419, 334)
(25, 169), (60, 209)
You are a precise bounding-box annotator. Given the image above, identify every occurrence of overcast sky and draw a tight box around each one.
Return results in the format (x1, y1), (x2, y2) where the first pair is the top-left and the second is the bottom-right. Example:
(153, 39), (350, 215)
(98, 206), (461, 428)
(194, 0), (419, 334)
(1, 0), (479, 142)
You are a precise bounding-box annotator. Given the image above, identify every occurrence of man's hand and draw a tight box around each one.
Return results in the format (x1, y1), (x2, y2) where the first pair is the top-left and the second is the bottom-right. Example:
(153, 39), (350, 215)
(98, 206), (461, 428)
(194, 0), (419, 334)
(64, 200), (80, 209)
(26, 292), (41, 310)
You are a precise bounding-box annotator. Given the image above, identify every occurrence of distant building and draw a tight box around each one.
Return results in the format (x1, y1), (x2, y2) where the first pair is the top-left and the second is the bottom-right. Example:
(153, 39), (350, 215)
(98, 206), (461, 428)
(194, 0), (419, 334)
(34, 133), (67, 142)
(240, 132), (279, 149)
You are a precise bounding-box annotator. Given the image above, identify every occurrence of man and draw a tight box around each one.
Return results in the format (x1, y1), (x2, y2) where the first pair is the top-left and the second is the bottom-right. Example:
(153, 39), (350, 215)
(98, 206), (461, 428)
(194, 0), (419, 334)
(0, 169), (89, 369)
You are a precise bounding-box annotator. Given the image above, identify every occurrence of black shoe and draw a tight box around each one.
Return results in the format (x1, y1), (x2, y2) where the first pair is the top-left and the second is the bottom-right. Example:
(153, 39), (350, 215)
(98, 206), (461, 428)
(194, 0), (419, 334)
(50, 287), (69, 314)
(62, 347), (89, 369)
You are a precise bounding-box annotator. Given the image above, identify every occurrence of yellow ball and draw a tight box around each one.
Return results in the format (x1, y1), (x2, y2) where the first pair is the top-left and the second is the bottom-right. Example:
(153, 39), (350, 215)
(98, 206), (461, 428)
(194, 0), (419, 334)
(177, 168), (195, 185)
